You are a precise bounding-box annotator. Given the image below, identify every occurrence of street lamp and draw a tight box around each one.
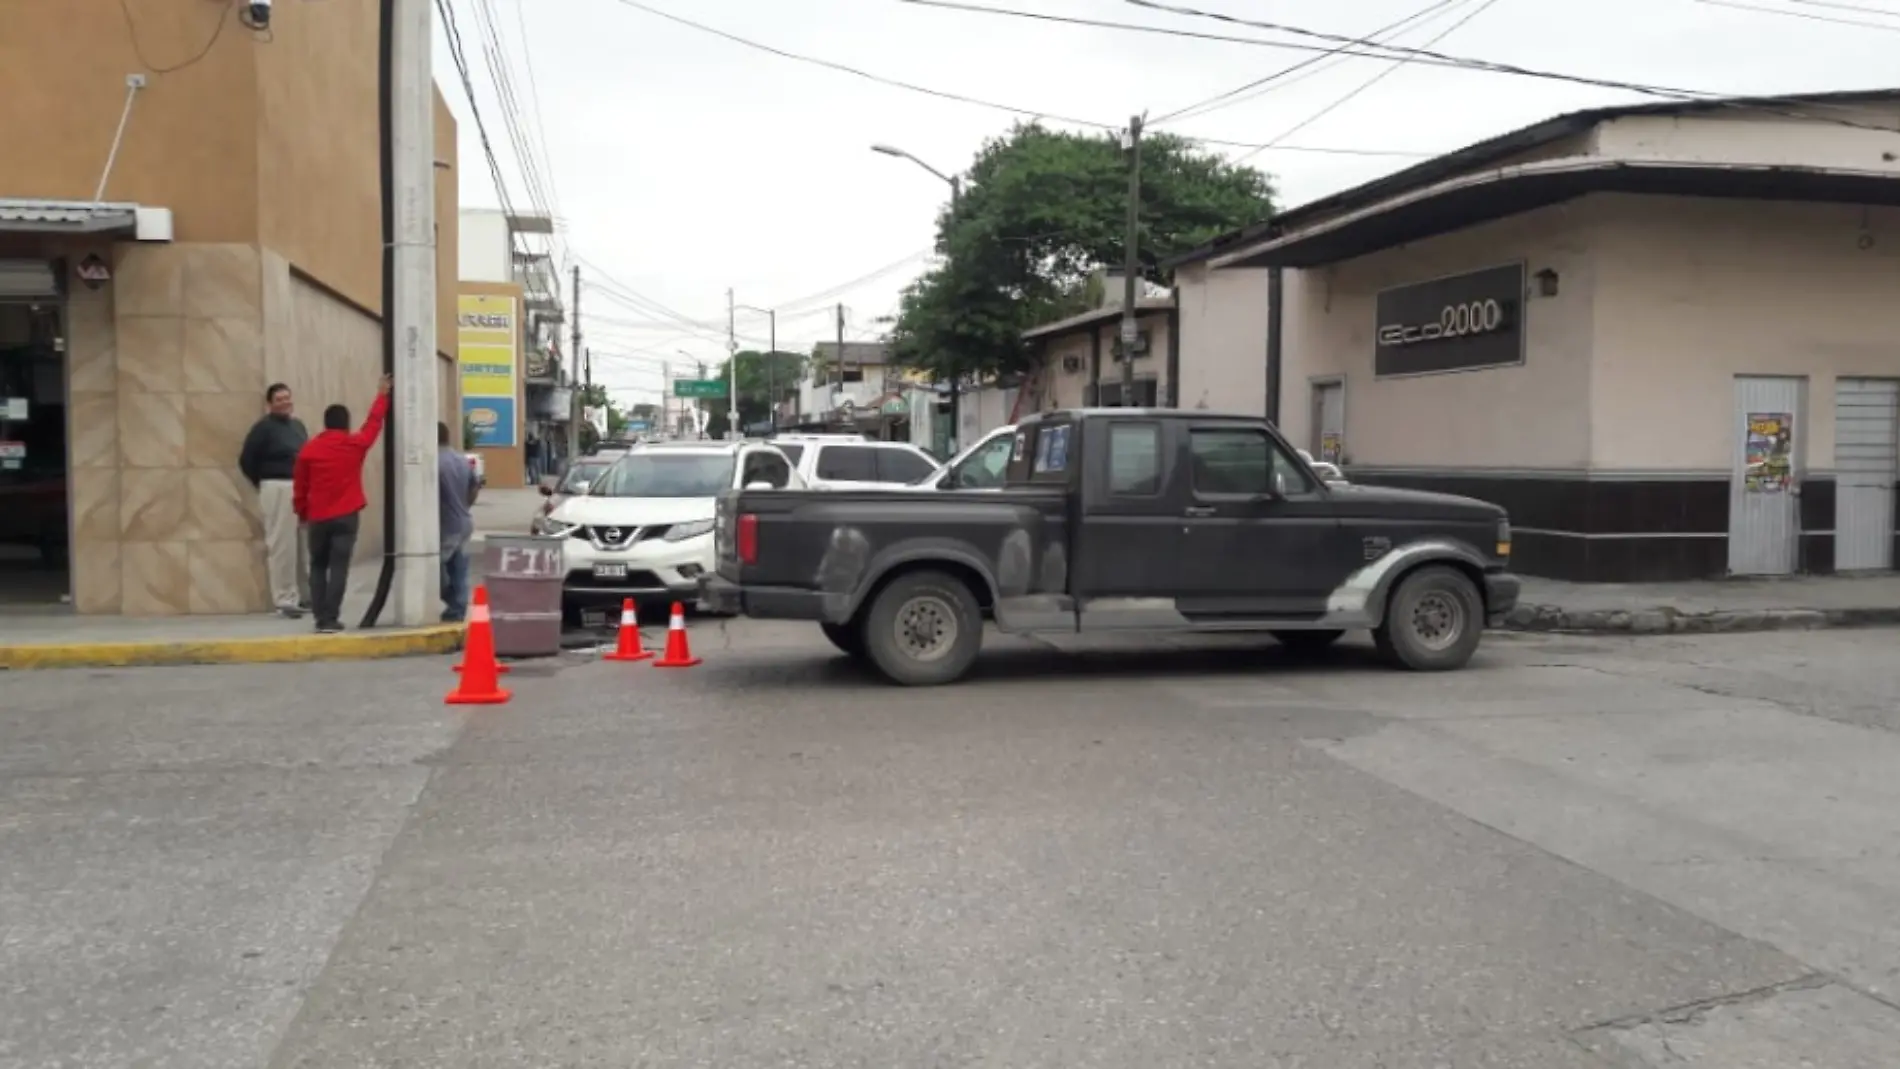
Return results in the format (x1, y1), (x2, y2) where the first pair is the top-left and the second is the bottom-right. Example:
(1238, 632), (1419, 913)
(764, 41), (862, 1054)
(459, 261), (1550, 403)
(871, 143), (963, 447)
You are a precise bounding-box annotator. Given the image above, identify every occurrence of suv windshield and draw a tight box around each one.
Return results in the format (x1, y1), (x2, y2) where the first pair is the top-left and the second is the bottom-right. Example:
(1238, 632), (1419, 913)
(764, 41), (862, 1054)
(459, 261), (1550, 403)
(561, 461), (610, 493)
(592, 453), (736, 498)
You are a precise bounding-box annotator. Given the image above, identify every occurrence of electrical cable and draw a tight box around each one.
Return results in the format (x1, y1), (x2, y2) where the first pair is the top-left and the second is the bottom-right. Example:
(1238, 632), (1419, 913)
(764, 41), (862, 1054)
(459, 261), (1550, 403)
(360, 0), (400, 630)
(1114, 0), (1900, 132)
(603, 0), (1426, 157)
(118, 0), (231, 74)
(1781, 0), (1900, 14)
(1233, 0), (1507, 164)
(1693, 0), (1900, 30)
(1154, 0), (1464, 125)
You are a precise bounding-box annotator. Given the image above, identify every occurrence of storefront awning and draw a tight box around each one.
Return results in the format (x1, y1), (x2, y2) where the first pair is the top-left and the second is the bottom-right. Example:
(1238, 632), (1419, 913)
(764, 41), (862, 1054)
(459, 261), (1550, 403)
(0, 199), (173, 239)
(1211, 160), (1900, 270)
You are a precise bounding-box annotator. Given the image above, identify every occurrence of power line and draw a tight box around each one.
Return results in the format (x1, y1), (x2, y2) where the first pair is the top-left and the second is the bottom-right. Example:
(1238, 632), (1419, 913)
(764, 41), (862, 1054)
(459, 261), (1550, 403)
(1234, 0), (1507, 165)
(1782, 0), (1900, 14)
(1115, 0), (1900, 132)
(1154, 0), (1465, 124)
(1693, 0), (1900, 30)
(605, 0), (1432, 158)
(118, 0), (232, 75)
(437, 0), (521, 223)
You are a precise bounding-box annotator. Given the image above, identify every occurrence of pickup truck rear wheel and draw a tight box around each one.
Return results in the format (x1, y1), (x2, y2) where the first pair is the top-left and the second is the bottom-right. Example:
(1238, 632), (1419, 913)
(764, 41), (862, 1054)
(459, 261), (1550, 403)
(819, 621), (867, 660)
(1375, 566), (1483, 671)
(861, 570), (983, 686)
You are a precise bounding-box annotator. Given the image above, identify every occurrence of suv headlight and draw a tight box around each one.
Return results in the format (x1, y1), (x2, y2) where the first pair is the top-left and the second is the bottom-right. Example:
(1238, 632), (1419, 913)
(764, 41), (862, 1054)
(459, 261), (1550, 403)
(663, 519), (715, 542)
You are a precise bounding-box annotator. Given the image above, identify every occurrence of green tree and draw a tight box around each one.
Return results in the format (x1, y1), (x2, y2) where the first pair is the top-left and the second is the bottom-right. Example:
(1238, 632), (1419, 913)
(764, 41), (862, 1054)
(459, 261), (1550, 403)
(888, 123), (1274, 382)
(577, 383), (629, 451)
(702, 350), (807, 438)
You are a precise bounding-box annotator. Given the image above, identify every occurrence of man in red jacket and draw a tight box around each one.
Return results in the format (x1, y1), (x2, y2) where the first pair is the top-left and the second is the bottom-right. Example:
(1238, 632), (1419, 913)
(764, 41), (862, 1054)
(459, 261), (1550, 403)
(293, 375), (392, 633)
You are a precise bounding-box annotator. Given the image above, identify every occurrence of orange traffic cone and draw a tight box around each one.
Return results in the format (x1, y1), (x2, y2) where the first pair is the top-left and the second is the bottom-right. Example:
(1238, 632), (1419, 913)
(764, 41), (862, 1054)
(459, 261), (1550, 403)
(446, 586), (512, 705)
(601, 598), (654, 662)
(651, 601), (701, 668)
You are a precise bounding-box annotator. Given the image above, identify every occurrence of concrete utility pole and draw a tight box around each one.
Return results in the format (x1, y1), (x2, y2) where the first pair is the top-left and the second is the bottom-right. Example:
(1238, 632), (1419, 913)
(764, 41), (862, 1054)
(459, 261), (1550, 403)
(835, 302), (845, 395)
(569, 264), (582, 458)
(1120, 114), (1143, 408)
(388, 0), (440, 626)
(726, 287), (739, 440)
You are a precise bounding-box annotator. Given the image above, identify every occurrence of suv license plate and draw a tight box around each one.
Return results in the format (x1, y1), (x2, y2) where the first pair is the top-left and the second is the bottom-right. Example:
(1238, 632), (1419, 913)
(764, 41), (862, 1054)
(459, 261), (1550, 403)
(592, 563), (627, 579)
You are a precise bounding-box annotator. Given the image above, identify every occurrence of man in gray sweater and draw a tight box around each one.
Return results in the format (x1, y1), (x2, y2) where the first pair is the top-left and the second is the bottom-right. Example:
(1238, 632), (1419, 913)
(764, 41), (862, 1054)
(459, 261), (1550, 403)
(238, 382), (311, 617)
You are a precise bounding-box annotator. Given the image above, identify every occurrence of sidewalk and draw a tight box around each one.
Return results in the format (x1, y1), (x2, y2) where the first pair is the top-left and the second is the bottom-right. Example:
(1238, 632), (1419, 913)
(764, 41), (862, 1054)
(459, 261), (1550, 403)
(1505, 574), (1900, 634)
(0, 611), (460, 670)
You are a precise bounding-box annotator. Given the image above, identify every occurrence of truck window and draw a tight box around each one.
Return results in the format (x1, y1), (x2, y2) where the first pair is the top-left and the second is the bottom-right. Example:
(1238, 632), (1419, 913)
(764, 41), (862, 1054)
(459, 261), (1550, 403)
(772, 443), (805, 464)
(1106, 422), (1161, 495)
(1189, 428), (1314, 496)
(875, 448), (936, 484)
(816, 445), (877, 480)
(954, 434), (1015, 488)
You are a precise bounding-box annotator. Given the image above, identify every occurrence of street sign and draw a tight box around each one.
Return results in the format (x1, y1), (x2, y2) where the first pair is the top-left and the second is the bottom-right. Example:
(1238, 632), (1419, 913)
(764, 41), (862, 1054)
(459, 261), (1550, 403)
(673, 379), (724, 399)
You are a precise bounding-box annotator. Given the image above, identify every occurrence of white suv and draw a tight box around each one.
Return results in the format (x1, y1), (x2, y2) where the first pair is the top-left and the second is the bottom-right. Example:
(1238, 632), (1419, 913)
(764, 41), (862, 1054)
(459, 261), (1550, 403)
(766, 436), (940, 490)
(546, 440), (802, 618)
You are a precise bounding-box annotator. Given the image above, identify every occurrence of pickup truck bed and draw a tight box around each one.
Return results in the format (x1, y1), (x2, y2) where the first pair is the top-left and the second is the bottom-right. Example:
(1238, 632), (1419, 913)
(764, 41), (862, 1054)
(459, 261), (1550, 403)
(703, 410), (1521, 686)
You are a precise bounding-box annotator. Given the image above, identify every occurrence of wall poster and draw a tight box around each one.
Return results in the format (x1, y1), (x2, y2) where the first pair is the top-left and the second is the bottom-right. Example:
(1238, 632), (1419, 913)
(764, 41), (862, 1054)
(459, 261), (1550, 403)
(1744, 411), (1793, 492)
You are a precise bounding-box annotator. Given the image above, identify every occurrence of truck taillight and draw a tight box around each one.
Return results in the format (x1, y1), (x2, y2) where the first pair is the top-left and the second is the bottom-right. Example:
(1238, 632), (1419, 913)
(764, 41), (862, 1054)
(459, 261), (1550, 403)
(737, 514), (759, 565)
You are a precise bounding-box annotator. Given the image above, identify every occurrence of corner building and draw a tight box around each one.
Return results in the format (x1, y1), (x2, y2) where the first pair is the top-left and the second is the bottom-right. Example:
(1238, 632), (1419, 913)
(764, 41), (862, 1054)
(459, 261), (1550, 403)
(0, 0), (460, 613)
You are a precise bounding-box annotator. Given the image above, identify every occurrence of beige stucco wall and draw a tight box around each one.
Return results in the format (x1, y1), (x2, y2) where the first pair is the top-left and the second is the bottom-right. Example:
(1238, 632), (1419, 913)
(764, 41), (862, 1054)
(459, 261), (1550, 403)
(1275, 198), (1601, 470)
(1175, 262), (1269, 414)
(1589, 195), (1900, 472)
(0, 0), (260, 241)
(1027, 313), (1173, 413)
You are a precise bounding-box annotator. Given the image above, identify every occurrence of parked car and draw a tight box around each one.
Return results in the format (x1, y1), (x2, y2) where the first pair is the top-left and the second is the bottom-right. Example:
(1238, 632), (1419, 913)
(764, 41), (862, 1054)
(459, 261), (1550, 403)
(1296, 448), (1348, 485)
(909, 425), (1016, 491)
(765, 435), (939, 491)
(532, 451), (624, 534)
(702, 409), (1520, 686)
(545, 440), (805, 622)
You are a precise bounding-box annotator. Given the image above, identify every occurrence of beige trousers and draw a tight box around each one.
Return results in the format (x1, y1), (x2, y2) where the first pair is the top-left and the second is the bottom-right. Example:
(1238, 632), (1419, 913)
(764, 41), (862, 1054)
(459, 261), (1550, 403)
(258, 479), (309, 610)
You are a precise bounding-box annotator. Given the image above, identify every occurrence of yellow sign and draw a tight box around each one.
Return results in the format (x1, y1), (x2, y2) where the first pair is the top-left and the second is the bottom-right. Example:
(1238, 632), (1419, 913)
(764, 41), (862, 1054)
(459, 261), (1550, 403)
(457, 293), (517, 398)
(457, 293), (518, 448)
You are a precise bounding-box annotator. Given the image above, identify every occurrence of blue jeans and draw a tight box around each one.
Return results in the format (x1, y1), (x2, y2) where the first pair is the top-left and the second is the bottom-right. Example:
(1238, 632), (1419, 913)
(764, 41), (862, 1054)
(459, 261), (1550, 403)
(441, 529), (471, 622)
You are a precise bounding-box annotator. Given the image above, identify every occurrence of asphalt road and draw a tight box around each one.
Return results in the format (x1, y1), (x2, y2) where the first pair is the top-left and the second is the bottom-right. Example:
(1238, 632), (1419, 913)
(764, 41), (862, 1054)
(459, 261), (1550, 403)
(5, 623), (1900, 1067)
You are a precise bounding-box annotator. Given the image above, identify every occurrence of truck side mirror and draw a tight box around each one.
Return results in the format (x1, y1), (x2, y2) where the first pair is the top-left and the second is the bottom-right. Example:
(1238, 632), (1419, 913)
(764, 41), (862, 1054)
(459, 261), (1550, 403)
(1272, 472), (1289, 497)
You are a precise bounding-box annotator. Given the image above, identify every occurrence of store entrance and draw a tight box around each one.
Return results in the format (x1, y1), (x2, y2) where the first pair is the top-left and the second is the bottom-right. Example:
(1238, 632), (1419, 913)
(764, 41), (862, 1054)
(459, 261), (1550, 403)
(0, 298), (69, 606)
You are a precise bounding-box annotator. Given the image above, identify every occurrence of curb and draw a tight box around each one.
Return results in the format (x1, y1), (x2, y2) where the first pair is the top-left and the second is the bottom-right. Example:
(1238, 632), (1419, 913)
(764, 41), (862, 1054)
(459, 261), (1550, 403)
(0, 624), (465, 671)
(1502, 604), (1900, 635)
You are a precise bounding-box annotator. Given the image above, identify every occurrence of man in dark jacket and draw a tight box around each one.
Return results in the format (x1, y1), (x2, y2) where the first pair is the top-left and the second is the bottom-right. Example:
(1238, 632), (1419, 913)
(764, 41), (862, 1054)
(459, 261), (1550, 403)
(238, 382), (310, 617)
(292, 375), (391, 633)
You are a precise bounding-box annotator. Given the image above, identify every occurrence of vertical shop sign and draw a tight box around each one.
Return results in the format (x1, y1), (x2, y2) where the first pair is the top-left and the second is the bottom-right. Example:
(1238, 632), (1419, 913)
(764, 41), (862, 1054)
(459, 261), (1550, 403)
(458, 293), (519, 448)
(1744, 412), (1793, 492)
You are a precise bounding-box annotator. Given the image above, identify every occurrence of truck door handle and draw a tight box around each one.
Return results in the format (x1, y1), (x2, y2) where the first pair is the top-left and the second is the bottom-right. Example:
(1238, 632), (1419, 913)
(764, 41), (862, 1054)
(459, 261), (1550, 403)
(1184, 505), (1217, 517)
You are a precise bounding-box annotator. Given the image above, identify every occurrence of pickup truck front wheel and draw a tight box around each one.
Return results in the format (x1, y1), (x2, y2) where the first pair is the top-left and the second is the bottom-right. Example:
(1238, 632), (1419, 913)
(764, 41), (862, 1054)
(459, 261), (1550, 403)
(861, 570), (983, 686)
(1374, 566), (1483, 671)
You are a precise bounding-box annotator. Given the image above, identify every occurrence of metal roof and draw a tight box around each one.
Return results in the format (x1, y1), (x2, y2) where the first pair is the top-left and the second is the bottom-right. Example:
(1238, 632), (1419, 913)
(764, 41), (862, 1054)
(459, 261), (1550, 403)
(1169, 88), (1900, 271)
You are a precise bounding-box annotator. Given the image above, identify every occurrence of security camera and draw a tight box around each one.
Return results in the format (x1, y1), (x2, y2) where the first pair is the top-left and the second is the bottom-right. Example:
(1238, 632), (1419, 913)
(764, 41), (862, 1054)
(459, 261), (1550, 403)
(243, 0), (272, 30)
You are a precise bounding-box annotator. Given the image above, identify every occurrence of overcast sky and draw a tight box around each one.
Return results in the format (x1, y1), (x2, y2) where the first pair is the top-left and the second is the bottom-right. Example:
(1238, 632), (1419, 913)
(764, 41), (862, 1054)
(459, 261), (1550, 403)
(432, 0), (1900, 407)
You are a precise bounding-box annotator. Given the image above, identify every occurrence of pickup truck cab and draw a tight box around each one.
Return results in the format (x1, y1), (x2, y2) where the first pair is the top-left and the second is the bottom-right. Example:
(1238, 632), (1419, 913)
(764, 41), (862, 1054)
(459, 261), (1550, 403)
(703, 409), (1520, 686)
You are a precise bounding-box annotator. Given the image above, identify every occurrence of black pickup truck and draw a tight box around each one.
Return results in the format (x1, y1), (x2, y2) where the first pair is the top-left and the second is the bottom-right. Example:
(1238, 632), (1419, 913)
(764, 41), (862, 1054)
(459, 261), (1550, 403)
(702, 409), (1521, 686)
